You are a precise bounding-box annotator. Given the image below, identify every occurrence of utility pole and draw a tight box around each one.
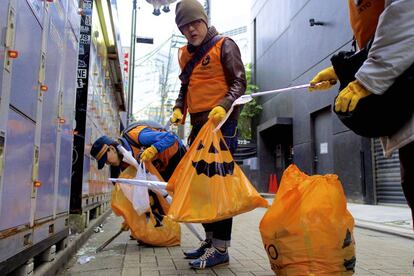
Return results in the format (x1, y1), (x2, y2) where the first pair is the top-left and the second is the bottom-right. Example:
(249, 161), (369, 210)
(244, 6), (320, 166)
(158, 36), (174, 125)
(204, 0), (211, 24)
(127, 0), (138, 126)
(169, 34), (187, 139)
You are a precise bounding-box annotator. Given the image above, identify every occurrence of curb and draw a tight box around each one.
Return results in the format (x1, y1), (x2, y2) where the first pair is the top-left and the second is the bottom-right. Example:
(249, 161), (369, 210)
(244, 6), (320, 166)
(35, 209), (112, 276)
(354, 219), (414, 240)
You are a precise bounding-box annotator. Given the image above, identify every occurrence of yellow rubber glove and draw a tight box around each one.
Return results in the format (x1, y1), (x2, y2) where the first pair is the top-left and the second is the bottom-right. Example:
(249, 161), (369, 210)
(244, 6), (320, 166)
(335, 80), (371, 112)
(170, 108), (183, 124)
(208, 106), (227, 123)
(309, 66), (338, 91)
(140, 145), (158, 161)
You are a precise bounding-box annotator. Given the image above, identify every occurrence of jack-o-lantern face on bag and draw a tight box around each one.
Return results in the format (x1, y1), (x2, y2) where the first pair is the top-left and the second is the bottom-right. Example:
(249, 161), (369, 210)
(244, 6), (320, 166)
(192, 138), (235, 177)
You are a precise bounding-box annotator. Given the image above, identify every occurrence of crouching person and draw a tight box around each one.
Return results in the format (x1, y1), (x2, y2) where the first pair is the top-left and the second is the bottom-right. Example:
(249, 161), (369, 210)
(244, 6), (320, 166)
(90, 121), (186, 246)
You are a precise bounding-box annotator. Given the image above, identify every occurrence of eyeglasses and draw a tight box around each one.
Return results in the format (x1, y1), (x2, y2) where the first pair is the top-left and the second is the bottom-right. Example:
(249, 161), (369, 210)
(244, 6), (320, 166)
(181, 19), (203, 33)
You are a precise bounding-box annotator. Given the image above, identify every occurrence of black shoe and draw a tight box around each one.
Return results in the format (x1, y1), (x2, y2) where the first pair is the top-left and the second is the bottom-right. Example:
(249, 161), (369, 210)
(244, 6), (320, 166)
(137, 239), (150, 246)
(183, 239), (212, 259)
(189, 247), (229, 269)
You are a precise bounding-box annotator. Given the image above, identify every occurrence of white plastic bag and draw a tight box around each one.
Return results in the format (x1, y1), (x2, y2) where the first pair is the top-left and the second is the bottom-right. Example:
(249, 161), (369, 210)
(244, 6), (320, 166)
(119, 162), (150, 215)
(132, 163), (151, 214)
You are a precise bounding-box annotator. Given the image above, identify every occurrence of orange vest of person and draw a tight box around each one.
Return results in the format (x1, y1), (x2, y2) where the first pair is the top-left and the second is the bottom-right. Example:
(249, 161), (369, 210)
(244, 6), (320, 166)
(348, 0), (385, 49)
(123, 125), (179, 173)
(178, 37), (229, 114)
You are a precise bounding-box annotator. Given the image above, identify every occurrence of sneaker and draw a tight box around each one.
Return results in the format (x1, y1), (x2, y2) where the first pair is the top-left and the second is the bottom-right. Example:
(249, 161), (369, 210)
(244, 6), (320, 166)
(183, 239), (212, 259)
(189, 247), (229, 269)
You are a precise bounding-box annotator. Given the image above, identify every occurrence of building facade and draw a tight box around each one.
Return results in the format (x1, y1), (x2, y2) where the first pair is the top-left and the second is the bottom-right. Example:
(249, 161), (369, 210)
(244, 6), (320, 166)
(0, 0), (125, 274)
(70, 0), (125, 230)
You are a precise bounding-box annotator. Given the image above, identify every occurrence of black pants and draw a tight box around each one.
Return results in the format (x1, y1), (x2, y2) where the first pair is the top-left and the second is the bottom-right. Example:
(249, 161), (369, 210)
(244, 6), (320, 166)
(398, 141), (414, 229)
(160, 145), (186, 181)
(190, 120), (238, 243)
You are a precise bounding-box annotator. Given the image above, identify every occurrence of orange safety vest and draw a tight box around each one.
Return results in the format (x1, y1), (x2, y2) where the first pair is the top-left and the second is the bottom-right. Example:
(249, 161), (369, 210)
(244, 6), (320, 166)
(123, 125), (179, 173)
(178, 37), (229, 114)
(348, 0), (385, 49)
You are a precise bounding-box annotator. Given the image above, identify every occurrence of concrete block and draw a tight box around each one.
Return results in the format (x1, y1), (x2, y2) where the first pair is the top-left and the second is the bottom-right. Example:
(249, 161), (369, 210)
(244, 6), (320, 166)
(14, 258), (34, 276)
(38, 245), (56, 262)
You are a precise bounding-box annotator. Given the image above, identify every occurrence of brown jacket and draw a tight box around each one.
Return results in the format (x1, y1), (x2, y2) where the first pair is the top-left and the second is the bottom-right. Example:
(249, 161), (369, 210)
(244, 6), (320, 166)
(174, 26), (246, 126)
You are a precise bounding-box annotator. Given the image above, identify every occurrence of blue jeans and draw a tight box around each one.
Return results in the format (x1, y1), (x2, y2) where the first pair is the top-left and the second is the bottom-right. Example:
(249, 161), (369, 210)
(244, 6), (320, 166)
(189, 120), (238, 247)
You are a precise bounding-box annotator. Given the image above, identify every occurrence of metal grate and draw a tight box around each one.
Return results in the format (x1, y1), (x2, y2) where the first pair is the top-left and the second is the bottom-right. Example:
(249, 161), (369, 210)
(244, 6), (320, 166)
(373, 138), (406, 204)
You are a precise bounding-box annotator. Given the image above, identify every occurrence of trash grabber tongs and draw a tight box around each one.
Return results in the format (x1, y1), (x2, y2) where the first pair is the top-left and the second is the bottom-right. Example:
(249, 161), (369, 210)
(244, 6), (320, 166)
(214, 81), (336, 132)
(95, 228), (125, 253)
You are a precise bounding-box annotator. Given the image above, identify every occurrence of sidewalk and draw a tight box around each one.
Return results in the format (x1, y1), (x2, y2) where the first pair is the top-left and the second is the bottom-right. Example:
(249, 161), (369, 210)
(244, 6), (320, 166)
(60, 208), (275, 276)
(59, 204), (414, 276)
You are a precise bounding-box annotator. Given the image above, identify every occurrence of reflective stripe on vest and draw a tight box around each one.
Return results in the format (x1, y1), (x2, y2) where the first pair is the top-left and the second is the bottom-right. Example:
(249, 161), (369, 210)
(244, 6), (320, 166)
(348, 0), (385, 49)
(178, 37), (229, 113)
(123, 125), (179, 173)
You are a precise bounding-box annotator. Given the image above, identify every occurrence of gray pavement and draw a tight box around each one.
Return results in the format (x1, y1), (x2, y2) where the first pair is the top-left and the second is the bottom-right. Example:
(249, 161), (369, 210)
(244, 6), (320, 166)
(348, 203), (413, 240)
(60, 205), (414, 276)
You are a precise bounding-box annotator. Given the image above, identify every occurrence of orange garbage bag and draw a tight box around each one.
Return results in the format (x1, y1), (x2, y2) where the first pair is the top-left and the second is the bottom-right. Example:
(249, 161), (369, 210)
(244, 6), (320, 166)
(260, 164), (356, 275)
(111, 164), (180, 246)
(167, 120), (268, 223)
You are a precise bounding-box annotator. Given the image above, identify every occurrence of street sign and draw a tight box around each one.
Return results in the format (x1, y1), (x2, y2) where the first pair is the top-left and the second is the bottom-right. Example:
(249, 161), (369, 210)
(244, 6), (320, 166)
(136, 36), (154, 44)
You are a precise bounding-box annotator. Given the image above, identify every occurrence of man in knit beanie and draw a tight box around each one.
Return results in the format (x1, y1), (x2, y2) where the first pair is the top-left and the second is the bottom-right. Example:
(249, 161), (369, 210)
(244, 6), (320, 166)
(170, 0), (247, 270)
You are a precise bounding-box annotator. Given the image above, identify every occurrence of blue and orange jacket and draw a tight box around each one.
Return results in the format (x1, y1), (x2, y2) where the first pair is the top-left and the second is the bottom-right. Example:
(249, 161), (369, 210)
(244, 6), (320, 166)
(121, 123), (186, 180)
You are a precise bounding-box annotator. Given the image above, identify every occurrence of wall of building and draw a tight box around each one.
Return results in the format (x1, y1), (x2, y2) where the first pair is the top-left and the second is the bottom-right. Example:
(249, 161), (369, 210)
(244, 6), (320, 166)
(71, 0), (124, 224)
(251, 0), (375, 203)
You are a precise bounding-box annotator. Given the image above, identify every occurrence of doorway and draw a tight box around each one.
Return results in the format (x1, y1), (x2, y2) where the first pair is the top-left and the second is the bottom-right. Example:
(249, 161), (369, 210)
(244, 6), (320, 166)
(311, 107), (333, 175)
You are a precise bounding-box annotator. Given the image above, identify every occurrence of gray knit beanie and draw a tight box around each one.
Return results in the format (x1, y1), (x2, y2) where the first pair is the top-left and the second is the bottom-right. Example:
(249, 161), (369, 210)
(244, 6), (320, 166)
(175, 0), (208, 28)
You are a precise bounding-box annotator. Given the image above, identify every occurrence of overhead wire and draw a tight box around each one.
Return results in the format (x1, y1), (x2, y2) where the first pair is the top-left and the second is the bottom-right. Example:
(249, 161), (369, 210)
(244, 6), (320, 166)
(135, 35), (174, 66)
(135, 34), (186, 67)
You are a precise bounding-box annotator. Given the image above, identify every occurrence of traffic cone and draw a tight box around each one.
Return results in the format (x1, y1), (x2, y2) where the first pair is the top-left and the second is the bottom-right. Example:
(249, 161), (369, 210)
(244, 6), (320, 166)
(268, 174), (273, 193)
(273, 173), (279, 193)
(268, 173), (278, 194)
